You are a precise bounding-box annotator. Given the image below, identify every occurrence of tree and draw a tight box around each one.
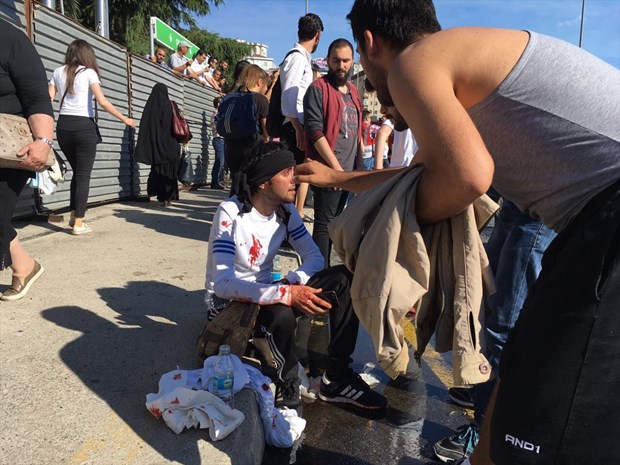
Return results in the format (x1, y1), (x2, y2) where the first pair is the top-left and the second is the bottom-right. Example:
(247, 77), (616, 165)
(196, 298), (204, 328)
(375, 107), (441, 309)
(61, 0), (225, 53)
(182, 27), (252, 89)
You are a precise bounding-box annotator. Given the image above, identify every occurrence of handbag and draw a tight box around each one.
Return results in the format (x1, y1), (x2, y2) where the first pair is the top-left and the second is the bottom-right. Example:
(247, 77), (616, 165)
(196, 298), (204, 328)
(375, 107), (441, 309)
(197, 300), (261, 359)
(177, 146), (193, 185)
(170, 100), (192, 144)
(0, 113), (56, 171)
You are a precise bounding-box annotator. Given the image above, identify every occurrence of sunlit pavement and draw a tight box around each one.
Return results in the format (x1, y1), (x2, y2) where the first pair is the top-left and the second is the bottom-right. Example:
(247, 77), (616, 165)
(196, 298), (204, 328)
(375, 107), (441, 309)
(0, 187), (474, 465)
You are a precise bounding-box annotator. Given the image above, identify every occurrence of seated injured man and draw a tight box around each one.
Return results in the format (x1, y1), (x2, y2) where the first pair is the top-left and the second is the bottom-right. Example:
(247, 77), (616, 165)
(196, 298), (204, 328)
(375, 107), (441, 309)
(204, 141), (387, 412)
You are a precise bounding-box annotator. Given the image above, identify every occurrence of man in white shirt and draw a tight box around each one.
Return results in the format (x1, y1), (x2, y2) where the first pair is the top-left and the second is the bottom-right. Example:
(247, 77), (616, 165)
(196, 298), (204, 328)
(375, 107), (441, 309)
(204, 142), (387, 413)
(189, 49), (210, 84)
(279, 13), (323, 165)
(280, 13), (324, 218)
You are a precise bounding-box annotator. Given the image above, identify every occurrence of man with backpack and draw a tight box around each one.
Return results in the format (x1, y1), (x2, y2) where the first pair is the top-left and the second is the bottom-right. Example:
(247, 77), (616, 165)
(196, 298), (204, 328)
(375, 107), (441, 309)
(203, 141), (387, 413)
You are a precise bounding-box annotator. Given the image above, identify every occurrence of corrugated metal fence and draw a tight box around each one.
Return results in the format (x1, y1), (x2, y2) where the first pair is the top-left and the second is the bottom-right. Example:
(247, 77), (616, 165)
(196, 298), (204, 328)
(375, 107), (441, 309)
(0, 0), (26, 31)
(2, 0), (218, 218)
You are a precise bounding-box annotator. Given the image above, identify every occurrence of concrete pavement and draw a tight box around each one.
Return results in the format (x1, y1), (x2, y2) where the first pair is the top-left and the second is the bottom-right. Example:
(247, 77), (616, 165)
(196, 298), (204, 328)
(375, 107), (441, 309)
(0, 188), (261, 465)
(0, 188), (470, 465)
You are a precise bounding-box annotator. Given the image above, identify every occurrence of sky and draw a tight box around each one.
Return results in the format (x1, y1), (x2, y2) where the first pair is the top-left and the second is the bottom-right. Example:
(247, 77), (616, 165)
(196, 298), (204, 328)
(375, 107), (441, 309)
(196, 0), (620, 69)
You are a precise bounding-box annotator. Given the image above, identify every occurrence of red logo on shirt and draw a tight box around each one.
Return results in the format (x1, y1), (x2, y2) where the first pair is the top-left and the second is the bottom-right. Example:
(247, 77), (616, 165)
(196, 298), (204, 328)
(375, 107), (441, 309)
(248, 235), (262, 266)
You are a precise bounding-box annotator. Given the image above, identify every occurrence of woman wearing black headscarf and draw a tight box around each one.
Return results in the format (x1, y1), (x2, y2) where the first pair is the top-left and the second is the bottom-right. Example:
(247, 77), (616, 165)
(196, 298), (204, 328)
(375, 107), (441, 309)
(134, 83), (180, 206)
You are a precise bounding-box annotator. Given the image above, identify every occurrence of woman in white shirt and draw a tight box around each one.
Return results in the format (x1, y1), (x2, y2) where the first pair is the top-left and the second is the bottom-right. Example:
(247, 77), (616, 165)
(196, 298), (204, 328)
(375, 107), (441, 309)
(49, 39), (135, 235)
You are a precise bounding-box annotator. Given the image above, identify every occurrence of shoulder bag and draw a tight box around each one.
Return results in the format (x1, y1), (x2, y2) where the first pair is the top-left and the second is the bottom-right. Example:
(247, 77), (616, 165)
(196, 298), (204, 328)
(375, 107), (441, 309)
(170, 100), (192, 144)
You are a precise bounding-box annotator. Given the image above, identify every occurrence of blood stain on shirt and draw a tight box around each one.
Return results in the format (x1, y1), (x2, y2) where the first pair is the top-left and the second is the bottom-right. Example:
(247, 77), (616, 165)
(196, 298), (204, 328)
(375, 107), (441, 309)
(248, 235), (263, 266)
(279, 286), (288, 300)
(221, 220), (231, 228)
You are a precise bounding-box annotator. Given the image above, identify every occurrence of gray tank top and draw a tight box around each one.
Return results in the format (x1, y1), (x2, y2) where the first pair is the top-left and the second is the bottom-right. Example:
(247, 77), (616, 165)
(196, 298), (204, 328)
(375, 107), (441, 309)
(468, 31), (620, 231)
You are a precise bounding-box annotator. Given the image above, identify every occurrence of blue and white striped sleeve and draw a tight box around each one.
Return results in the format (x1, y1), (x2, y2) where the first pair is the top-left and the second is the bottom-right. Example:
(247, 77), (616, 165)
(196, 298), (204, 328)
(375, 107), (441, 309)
(285, 206), (324, 284)
(209, 205), (293, 306)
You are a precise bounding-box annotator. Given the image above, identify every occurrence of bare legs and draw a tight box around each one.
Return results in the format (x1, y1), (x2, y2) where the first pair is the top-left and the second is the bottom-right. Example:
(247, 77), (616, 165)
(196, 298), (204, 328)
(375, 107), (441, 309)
(8, 236), (35, 280)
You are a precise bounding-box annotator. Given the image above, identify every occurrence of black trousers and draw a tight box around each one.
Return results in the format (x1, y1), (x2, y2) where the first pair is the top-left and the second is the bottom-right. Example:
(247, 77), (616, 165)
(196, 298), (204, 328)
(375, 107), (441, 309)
(56, 116), (99, 217)
(281, 122), (305, 165)
(311, 186), (349, 267)
(224, 135), (257, 197)
(0, 168), (31, 270)
(253, 265), (358, 384)
(491, 179), (620, 465)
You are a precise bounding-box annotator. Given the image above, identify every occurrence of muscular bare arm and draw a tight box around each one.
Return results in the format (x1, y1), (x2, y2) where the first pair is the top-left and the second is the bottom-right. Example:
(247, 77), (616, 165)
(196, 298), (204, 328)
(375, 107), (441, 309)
(388, 47), (494, 224)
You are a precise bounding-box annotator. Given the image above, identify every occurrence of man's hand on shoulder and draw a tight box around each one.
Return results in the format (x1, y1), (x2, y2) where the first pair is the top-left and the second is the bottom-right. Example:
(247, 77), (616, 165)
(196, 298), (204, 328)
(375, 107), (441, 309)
(290, 285), (331, 316)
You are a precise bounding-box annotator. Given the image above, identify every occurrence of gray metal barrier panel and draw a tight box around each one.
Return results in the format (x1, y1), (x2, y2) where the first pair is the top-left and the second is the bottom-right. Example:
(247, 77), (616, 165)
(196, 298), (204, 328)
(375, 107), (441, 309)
(3, 0), (217, 219)
(130, 54), (186, 196)
(0, 0), (26, 30)
(183, 81), (218, 186)
(32, 3), (132, 214)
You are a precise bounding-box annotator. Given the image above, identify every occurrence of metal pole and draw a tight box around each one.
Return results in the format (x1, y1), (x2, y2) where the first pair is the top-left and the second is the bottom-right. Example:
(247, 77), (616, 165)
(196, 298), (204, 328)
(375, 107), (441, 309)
(60, 0), (65, 15)
(305, 0), (308, 14)
(41, 0), (54, 8)
(95, 0), (110, 38)
(149, 17), (155, 57)
(579, 0), (586, 48)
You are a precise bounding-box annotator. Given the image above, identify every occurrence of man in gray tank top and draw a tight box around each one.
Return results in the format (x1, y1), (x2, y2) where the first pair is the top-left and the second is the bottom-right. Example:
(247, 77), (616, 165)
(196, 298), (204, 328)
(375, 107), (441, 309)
(295, 2), (620, 465)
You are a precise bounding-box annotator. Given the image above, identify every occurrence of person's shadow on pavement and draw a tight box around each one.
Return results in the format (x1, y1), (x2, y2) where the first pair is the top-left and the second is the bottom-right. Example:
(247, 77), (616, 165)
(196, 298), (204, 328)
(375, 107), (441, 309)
(42, 280), (212, 465)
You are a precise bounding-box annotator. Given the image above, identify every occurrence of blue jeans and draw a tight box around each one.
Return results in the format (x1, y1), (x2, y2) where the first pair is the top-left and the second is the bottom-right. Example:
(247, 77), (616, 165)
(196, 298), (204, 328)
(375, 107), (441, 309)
(361, 156), (374, 171)
(472, 199), (557, 423)
(210, 137), (225, 186)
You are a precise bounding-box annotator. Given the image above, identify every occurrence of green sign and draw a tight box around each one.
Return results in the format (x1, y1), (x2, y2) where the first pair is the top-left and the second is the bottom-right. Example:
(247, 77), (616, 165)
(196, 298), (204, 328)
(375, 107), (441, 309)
(150, 17), (199, 59)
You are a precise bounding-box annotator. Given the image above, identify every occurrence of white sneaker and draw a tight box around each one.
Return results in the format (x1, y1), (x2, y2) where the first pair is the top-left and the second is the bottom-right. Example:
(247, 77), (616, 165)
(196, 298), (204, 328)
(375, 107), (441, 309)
(72, 223), (92, 235)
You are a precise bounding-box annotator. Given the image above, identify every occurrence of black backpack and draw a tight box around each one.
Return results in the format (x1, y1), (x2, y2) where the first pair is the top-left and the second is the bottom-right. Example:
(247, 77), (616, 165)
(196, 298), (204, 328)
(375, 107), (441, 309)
(266, 49), (303, 138)
(216, 90), (259, 139)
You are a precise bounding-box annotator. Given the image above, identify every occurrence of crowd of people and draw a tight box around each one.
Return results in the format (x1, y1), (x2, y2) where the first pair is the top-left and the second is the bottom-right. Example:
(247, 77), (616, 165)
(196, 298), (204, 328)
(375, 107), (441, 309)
(144, 42), (229, 94)
(1, 1), (619, 464)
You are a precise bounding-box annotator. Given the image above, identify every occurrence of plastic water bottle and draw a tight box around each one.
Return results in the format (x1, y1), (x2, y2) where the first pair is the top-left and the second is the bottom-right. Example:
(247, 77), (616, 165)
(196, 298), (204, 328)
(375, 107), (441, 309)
(213, 345), (235, 407)
(271, 254), (283, 282)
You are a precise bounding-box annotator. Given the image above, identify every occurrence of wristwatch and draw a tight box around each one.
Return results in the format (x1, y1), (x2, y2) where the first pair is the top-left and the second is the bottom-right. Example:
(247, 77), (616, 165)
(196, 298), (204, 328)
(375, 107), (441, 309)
(34, 137), (54, 148)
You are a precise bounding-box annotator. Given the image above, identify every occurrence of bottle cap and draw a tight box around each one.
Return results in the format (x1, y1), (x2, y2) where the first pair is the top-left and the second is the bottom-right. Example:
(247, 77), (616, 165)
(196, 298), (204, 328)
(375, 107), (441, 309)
(219, 344), (231, 355)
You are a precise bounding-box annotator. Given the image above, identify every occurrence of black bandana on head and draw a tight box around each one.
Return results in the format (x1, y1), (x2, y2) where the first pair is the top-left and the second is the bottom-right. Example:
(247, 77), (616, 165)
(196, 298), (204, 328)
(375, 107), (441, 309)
(238, 148), (296, 213)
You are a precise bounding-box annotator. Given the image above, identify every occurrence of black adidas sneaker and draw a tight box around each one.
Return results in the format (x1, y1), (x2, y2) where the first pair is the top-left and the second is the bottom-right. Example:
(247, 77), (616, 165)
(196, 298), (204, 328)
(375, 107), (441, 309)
(319, 369), (387, 410)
